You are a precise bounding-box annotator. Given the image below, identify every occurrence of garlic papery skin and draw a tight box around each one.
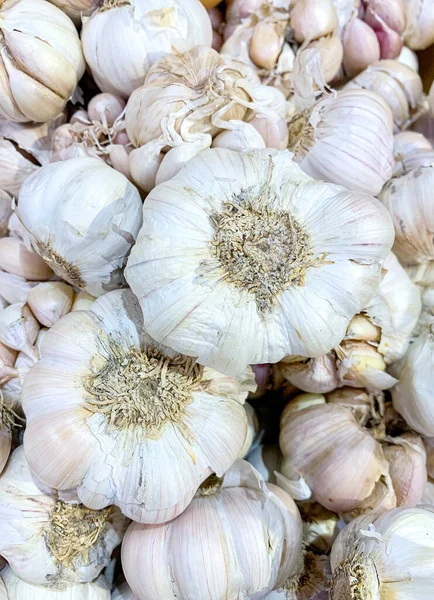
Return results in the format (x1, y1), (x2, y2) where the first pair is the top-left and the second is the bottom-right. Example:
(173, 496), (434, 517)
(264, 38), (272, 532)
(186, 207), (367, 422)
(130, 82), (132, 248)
(87, 94), (126, 130)
(290, 89), (394, 196)
(383, 433), (427, 507)
(279, 402), (391, 513)
(0, 139), (38, 196)
(247, 444), (283, 484)
(23, 289), (255, 523)
(71, 291), (96, 312)
(0, 303), (39, 359)
(0, 271), (39, 305)
(379, 165), (434, 266)
(0, 567), (111, 599)
(0, 446), (127, 588)
(330, 508), (434, 599)
(308, 34), (344, 83)
(393, 130), (433, 176)
(404, 0), (434, 50)
(425, 438), (434, 480)
(125, 147), (394, 376)
(344, 60), (423, 131)
(300, 503), (340, 554)
(122, 460), (302, 600)
(290, 0), (338, 43)
(47, 0), (103, 23)
(0, 341), (17, 386)
(238, 402), (258, 458)
(342, 17), (381, 77)
(0, 237), (53, 281)
(27, 282), (75, 327)
(17, 158), (143, 297)
(0, 0), (84, 123)
(280, 354), (339, 394)
(212, 122), (266, 152)
(81, 0), (212, 99)
(0, 191), (12, 238)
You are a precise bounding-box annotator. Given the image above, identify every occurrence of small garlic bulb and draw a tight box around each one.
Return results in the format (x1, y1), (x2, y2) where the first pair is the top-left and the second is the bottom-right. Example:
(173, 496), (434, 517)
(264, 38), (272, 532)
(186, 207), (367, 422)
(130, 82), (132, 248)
(290, 0), (338, 43)
(279, 401), (394, 513)
(289, 89), (394, 195)
(330, 508), (434, 599)
(125, 148), (393, 375)
(0, 237), (53, 281)
(0, 446), (127, 588)
(122, 460), (303, 600)
(404, 0), (434, 50)
(383, 434), (427, 507)
(0, 0), (84, 123)
(0, 567), (111, 599)
(16, 158), (143, 297)
(81, 0), (212, 98)
(87, 94), (126, 130)
(344, 60), (423, 131)
(379, 165), (434, 266)
(27, 282), (75, 327)
(393, 130), (434, 176)
(23, 289), (255, 523)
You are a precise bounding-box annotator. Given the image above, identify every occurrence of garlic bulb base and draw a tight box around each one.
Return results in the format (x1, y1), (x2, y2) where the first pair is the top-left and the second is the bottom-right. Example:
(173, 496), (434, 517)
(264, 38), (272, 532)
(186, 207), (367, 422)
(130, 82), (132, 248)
(330, 557), (380, 600)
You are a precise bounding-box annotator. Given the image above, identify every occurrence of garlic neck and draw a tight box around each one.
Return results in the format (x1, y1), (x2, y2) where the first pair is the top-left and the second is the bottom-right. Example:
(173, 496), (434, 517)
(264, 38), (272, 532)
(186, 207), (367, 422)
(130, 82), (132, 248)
(330, 556), (380, 600)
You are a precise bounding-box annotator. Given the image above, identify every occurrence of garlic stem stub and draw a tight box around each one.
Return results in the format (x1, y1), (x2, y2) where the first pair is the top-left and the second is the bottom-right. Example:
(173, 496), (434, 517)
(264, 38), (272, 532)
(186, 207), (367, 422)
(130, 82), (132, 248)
(125, 147), (394, 376)
(121, 460), (302, 600)
(0, 446), (128, 588)
(22, 289), (255, 523)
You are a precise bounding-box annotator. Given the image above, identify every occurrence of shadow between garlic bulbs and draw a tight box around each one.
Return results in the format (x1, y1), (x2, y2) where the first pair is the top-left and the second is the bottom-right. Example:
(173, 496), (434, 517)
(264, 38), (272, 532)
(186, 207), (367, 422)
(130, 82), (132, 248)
(22, 289), (256, 523)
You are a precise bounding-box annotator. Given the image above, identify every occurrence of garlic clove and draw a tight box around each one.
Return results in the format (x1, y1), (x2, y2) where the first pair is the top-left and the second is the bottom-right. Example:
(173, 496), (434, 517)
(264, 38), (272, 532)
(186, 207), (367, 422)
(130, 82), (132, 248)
(0, 341), (17, 386)
(27, 282), (75, 327)
(155, 141), (209, 186)
(397, 45), (419, 71)
(249, 114), (289, 150)
(335, 340), (398, 390)
(342, 17), (381, 77)
(384, 434), (427, 508)
(249, 22), (281, 71)
(0, 271), (39, 305)
(344, 313), (381, 342)
(128, 144), (164, 194)
(108, 145), (132, 182)
(280, 393), (327, 426)
(0, 303), (39, 359)
(212, 122), (266, 152)
(290, 0), (338, 43)
(404, 0), (434, 50)
(308, 34), (344, 83)
(280, 354), (339, 394)
(71, 291), (96, 312)
(0, 237), (53, 281)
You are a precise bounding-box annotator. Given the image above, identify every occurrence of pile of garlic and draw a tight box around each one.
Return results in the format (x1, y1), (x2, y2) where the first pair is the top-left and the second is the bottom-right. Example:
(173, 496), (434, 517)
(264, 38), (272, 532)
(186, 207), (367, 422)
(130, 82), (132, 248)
(1, 0), (434, 598)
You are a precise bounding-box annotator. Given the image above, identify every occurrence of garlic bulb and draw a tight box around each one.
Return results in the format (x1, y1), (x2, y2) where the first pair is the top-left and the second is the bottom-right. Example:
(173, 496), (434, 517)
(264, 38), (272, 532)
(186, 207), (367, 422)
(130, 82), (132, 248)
(27, 282), (75, 327)
(0, 446), (127, 588)
(0, 238), (53, 281)
(125, 148), (393, 375)
(0, 191), (12, 238)
(290, 0), (338, 43)
(404, 0), (434, 50)
(122, 460), (302, 600)
(0, 567), (111, 599)
(0, 303), (39, 359)
(289, 89), (394, 195)
(279, 401), (394, 514)
(0, 0), (84, 123)
(0, 139), (38, 196)
(344, 60), (423, 131)
(342, 17), (380, 77)
(81, 0), (212, 98)
(330, 507), (434, 599)
(383, 434), (427, 507)
(23, 289), (255, 523)
(16, 158), (143, 297)
(379, 165), (434, 266)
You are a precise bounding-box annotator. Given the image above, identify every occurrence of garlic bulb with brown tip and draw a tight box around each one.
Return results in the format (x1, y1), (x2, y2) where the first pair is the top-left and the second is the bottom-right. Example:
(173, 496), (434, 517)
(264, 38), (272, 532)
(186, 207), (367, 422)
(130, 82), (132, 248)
(23, 289), (255, 523)
(122, 460), (302, 600)
(0, 446), (128, 588)
(0, 0), (84, 123)
(289, 89), (394, 195)
(330, 508), (434, 599)
(81, 0), (212, 99)
(125, 148), (393, 376)
(344, 60), (423, 131)
(16, 158), (142, 297)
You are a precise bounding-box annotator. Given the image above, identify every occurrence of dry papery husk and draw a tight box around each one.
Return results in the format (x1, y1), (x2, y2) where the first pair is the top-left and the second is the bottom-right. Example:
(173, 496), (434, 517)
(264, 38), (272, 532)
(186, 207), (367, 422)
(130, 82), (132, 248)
(121, 460), (302, 599)
(81, 0), (212, 99)
(125, 45), (287, 191)
(288, 88), (394, 195)
(0, 446), (128, 589)
(344, 59), (424, 132)
(329, 508), (434, 599)
(0, 191), (12, 238)
(393, 130), (434, 176)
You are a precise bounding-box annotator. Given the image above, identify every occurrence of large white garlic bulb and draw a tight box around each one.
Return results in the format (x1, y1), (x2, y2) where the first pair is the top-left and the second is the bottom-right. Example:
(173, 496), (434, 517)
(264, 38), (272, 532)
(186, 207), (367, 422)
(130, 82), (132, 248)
(81, 0), (212, 98)
(122, 460), (303, 600)
(0, 446), (127, 588)
(289, 89), (394, 196)
(16, 157), (143, 297)
(125, 148), (394, 376)
(0, 0), (84, 123)
(23, 289), (255, 523)
(330, 508), (434, 598)
(0, 567), (111, 599)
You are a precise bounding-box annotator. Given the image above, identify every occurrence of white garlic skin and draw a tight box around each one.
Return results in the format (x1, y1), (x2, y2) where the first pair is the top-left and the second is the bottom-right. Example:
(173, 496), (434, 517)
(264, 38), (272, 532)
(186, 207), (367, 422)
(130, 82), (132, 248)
(0, 139), (38, 197)
(0, 567), (111, 599)
(27, 282), (75, 327)
(17, 157), (143, 297)
(294, 89), (394, 196)
(0, 0), (84, 123)
(122, 460), (302, 600)
(0, 303), (39, 359)
(330, 507), (434, 599)
(71, 291), (96, 312)
(384, 434), (427, 508)
(81, 0), (213, 98)
(0, 238), (53, 281)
